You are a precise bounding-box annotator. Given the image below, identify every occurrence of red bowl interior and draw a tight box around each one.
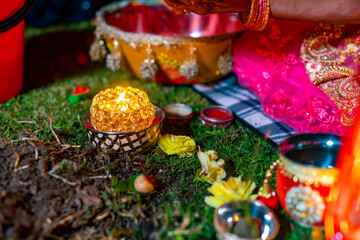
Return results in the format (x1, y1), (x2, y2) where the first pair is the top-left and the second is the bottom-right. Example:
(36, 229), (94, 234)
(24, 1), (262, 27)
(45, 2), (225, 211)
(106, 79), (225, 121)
(105, 4), (245, 37)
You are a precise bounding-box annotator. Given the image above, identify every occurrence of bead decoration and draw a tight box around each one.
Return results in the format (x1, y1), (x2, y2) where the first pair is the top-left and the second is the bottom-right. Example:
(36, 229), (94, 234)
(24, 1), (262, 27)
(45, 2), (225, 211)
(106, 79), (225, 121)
(180, 44), (198, 80)
(285, 186), (325, 226)
(337, 76), (360, 99)
(106, 40), (121, 71)
(217, 53), (233, 76)
(89, 37), (107, 62)
(279, 155), (338, 187)
(106, 50), (121, 71)
(180, 60), (198, 80)
(305, 35), (339, 63)
(314, 66), (354, 85)
(258, 159), (280, 198)
(90, 86), (155, 133)
(139, 44), (158, 79)
(140, 59), (158, 79)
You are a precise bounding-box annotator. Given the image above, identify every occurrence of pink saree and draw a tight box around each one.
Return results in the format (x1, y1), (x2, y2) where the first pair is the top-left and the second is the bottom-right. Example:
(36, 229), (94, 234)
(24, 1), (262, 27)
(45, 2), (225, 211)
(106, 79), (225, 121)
(233, 19), (360, 135)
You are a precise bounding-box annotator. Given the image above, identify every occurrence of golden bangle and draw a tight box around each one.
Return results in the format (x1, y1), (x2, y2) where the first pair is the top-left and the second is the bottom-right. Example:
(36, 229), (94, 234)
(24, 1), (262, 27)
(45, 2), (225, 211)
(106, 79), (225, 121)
(240, 0), (270, 31)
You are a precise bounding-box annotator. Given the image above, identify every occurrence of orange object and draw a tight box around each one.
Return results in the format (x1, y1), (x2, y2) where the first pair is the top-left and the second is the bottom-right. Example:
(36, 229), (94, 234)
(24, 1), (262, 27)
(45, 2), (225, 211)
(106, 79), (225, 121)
(0, 0), (35, 103)
(71, 85), (90, 96)
(134, 174), (155, 193)
(325, 111), (360, 239)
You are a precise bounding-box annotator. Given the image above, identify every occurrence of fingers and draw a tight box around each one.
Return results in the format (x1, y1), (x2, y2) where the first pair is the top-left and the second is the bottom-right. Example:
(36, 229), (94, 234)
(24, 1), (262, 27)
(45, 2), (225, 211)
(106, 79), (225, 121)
(190, 0), (201, 4)
(163, 0), (186, 14)
(163, 0), (184, 8)
(163, 0), (213, 15)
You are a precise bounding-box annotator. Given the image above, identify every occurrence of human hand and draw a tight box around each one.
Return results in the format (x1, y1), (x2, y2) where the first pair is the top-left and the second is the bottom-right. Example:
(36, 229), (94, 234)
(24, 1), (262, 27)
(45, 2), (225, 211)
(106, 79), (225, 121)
(164, 0), (250, 15)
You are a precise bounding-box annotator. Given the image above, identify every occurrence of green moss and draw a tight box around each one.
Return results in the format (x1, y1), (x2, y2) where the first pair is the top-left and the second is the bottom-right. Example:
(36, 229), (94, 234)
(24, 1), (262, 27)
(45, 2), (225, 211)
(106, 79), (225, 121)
(1, 43), (282, 238)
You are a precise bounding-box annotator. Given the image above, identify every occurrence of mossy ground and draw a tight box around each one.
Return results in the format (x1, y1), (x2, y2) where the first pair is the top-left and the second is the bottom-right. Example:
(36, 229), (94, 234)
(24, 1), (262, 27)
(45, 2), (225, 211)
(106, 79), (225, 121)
(0, 26), (312, 239)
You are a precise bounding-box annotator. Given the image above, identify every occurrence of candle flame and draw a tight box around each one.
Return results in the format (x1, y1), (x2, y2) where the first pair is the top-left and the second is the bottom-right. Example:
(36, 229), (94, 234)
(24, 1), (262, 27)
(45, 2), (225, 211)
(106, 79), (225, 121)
(116, 90), (127, 104)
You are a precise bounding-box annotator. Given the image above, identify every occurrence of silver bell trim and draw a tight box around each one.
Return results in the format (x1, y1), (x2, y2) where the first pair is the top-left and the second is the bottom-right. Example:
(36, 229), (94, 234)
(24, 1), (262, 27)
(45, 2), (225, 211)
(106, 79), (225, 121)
(139, 59), (158, 79)
(217, 53), (233, 75)
(106, 50), (121, 71)
(180, 60), (198, 80)
(89, 38), (107, 62)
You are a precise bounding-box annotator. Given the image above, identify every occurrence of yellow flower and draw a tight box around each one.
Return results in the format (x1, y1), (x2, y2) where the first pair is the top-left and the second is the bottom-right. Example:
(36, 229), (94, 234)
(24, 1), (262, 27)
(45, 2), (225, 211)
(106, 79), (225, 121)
(196, 149), (226, 183)
(158, 134), (196, 157)
(204, 176), (258, 208)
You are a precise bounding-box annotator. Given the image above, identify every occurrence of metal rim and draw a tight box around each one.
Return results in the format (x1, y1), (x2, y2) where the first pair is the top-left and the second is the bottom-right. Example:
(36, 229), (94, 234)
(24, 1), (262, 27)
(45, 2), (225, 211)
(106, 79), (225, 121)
(200, 105), (234, 123)
(278, 133), (341, 170)
(0, 0), (36, 34)
(214, 200), (280, 240)
(163, 103), (193, 119)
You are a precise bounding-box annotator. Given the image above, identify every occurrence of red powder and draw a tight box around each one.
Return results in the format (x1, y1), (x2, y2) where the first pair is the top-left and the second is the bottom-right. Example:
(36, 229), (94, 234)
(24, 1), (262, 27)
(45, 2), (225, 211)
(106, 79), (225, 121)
(206, 110), (230, 120)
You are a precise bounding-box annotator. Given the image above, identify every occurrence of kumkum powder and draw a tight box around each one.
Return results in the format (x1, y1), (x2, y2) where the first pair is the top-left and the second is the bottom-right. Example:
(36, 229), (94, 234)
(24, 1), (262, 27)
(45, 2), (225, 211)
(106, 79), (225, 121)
(200, 105), (234, 128)
(206, 109), (230, 119)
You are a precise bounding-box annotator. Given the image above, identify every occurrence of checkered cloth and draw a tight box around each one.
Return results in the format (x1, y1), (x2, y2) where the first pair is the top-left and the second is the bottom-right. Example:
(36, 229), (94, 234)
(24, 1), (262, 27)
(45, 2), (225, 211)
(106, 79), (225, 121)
(193, 75), (296, 147)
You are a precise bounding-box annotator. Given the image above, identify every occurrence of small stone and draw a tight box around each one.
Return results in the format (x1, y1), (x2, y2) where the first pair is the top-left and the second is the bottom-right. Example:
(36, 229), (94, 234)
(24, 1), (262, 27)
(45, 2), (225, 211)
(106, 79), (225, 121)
(0, 140), (6, 150)
(134, 174), (155, 193)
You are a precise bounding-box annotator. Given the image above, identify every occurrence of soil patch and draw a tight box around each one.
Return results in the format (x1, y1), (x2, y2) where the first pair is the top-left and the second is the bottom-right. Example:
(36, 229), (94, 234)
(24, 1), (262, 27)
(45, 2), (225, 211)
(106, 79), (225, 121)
(0, 139), (191, 239)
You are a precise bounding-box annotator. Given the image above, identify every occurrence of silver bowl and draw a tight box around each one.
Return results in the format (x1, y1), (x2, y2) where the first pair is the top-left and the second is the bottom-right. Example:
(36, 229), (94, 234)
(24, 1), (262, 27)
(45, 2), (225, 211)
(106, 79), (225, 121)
(214, 200), (280, 240)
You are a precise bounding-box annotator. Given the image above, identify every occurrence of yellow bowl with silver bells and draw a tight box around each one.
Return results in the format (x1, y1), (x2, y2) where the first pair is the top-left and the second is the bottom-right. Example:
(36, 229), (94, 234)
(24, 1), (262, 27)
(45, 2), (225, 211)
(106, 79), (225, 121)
(82, 86), (165, 153)
(89, 0), (245, 84)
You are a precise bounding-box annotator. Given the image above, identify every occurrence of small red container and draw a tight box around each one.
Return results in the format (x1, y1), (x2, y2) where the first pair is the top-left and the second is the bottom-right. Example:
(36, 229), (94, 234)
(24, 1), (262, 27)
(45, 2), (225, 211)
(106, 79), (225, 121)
(0, 0), (35, 103)
(200, 105), (234, 128)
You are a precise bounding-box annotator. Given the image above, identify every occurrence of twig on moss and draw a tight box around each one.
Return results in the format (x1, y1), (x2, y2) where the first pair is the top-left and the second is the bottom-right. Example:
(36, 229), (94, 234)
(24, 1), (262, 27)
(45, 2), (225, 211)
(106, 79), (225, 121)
(94, 212), (110, 222)
(14, 164), (30, 172)
(18, 120), (39, 127)
(49, 114), (62, 146)
(2, 138), (21, 168)
(48, 164), (78, 186)
(11, 137), (40, 143)
(88, 174), (112, 179)
(27, 139), (39, 160)
(167, 226), (202, 237)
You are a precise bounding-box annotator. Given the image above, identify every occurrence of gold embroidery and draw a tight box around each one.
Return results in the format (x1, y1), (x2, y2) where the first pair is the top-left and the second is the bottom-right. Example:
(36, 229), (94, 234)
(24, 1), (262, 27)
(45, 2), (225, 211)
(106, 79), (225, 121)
(303, 35), (346, 65)
(301, 24), (360, 126)
(316, 76), (360, 126)
(314, 66), (354, 85)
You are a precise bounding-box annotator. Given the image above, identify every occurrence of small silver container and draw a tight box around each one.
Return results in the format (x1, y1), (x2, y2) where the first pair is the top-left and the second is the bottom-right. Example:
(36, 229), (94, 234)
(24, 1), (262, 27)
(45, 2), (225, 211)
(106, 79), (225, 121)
(214, 200), (280, 240)
(163, 103), (193, 125)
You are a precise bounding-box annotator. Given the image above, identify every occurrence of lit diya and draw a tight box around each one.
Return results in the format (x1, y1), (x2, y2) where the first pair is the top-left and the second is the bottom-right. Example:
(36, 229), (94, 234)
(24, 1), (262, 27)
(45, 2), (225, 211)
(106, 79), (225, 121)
(82, 86), (165, 153)
(200, 105), (234, 128)
(276, 133), (341, 227)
